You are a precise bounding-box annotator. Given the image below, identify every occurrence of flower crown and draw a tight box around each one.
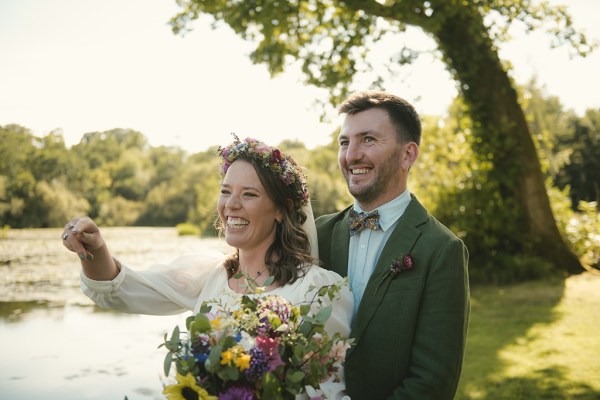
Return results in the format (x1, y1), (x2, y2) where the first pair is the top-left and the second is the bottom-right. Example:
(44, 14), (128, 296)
(218, 135), (309, 212)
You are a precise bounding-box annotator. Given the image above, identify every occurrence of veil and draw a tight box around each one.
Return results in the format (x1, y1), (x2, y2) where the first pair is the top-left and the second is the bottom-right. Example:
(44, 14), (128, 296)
(302, 200), (319, 259)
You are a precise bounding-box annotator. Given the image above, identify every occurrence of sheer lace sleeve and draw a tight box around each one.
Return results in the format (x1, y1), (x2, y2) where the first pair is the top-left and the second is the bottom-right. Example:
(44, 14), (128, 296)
(80, 252), (227, 315)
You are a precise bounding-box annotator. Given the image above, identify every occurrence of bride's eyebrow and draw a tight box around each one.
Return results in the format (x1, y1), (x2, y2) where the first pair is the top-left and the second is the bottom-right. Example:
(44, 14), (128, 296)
(221, 183), (260, 192)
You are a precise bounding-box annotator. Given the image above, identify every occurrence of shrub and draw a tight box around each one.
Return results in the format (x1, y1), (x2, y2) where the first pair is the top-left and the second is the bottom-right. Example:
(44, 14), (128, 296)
(176, 222), (200, 236)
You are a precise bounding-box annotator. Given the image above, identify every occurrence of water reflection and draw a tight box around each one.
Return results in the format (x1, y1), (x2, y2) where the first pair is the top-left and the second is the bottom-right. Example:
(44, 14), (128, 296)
(0, 227), (231, 400)
(0, 300), (54, 322)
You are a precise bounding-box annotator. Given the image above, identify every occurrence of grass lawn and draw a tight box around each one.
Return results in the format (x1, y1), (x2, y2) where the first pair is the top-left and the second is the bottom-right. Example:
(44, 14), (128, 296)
(456, 271), (600, 399)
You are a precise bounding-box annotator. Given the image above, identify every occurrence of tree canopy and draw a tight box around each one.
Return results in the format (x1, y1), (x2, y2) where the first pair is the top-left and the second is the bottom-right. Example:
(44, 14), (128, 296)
(170, 0), (595, 274)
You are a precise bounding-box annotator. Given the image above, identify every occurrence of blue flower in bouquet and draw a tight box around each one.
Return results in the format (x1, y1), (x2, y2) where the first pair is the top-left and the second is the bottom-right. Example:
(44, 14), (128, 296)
(191, 334), (210, 363)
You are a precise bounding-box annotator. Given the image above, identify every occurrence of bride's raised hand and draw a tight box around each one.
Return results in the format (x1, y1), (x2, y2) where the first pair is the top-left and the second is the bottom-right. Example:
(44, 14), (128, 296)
(61, 216), (104, 260)
(61, 216), (119, 280)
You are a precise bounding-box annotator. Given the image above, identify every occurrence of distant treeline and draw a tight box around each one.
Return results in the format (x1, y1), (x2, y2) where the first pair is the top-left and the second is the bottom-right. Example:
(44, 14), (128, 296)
(1, 83), (598, 280)
(0, 125), (353, 234)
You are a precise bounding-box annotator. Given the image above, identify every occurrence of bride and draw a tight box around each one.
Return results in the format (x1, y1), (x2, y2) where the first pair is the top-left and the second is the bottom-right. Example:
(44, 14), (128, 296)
(61, 136), (353, 399)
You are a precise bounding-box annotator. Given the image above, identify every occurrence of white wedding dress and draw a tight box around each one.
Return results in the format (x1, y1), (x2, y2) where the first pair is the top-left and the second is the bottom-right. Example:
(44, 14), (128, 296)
(81, 251), (352, 337)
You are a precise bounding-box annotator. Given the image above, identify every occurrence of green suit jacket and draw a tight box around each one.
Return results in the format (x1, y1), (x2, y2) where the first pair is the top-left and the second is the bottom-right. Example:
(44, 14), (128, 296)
(316, 195), (470, 400)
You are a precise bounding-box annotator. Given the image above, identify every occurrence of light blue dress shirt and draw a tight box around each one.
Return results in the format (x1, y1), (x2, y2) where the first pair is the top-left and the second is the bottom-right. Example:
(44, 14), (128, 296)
(348, 189), (412, 318)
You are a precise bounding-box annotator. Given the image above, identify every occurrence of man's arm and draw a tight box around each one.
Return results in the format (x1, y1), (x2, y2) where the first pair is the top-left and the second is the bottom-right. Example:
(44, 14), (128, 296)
(391, 238), (470, 399)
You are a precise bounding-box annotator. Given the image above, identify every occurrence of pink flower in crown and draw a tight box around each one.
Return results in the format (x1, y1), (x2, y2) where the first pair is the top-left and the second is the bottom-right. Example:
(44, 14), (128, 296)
(271, 148), (282, 161)
(254, 143), (270, 154)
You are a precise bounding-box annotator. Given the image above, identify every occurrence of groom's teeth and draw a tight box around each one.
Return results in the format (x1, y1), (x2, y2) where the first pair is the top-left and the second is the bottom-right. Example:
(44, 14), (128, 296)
(227, 218), (249, 228)
(352, 168), (369, 175)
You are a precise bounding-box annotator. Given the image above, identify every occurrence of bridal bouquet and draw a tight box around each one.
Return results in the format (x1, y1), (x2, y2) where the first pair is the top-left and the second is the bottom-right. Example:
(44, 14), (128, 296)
(160, 280), (352, 400)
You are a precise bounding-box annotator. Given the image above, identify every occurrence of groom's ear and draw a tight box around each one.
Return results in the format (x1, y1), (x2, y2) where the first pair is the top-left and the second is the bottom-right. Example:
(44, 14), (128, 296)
(401, 142), (419, 170)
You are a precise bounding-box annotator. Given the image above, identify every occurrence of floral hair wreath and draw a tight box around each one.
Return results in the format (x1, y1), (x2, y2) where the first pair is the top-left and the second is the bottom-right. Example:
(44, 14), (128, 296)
(218, 134), (309, 213)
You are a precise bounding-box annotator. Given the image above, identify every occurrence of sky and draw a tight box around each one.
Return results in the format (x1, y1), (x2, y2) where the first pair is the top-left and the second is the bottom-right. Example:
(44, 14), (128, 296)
(0, 0), (599, 153)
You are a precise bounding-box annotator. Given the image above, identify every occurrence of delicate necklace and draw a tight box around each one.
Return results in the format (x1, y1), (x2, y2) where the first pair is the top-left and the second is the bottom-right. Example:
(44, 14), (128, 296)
(254, 266), (268, 278)
(238, 264), (268, 278)
(235, 266), (270, 293)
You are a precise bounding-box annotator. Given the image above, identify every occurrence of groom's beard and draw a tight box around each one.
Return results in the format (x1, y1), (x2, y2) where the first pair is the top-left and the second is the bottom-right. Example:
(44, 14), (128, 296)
(345, 151), (401, 206)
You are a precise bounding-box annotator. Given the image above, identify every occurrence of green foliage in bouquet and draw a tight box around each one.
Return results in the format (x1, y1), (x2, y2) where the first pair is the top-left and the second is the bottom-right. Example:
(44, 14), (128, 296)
(159, 279), (352, 400)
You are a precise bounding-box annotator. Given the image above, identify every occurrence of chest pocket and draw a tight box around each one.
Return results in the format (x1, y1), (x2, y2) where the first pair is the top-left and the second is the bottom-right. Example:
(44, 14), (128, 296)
(385, 274), (422, 293)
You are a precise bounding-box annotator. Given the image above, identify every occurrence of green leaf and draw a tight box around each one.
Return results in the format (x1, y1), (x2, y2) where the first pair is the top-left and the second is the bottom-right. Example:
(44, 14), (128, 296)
(233, 271), (244, 279)
(190, 313), (212, 335)
(163, 352), (173, 376)
(241, 295), (258, 309)
(221, 365), (240, 381)
(262, 275), (275, 287)
(199, 303), (212, 314)
(219, 335), (237, 349)
(262, 372), (283, 400)
(315, 304), (332, 325)
(206, 345), (222, 373)
(186, 314), (195, 330)
(299, 304), (311, 316)
(172, 325), (180, 342)
(318, 286), (329, 297)
(286, 369), (305, 384)
(298, 320), (313, 336)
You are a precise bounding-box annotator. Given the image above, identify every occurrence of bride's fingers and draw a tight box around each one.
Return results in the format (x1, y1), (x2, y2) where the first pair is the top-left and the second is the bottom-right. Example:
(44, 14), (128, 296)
(72, 216), (99, 235)
(77, 231), (98, 260)
(62, 230), (88, 260)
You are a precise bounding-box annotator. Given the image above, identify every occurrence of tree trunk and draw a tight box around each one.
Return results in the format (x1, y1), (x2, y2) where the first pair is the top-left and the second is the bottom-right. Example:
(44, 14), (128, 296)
(431, 7), (582, 274)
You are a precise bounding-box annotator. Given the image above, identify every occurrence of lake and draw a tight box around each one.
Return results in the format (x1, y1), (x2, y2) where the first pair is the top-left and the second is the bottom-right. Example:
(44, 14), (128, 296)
(0, 227), (232, 400)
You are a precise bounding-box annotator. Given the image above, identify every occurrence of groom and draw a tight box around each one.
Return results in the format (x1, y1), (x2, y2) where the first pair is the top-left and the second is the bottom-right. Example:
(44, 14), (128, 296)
(316, 91), (470, 399)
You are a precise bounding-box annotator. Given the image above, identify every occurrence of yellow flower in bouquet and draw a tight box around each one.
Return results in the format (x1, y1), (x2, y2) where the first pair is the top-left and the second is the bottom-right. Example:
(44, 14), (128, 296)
(163, 372), (218, 400)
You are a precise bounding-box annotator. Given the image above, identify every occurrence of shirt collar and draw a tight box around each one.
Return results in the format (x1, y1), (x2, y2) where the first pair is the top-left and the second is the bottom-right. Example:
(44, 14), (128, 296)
(353, 189), (412, 231)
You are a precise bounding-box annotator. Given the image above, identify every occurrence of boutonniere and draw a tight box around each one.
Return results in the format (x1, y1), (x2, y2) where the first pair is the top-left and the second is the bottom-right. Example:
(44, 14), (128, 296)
(390, 254), (414, 277)
(374, 254), (414, 294)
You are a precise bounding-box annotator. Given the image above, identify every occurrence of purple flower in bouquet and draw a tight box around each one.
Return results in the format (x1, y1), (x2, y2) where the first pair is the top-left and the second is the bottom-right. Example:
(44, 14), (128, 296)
(244, 347), (269, 381)
(219, 385), (256, 400)
(255, 295), (298, 337)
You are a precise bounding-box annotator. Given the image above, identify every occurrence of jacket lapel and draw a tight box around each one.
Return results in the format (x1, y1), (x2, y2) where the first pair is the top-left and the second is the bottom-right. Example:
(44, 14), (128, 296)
(329, 210), (351, 277)
(350, 196), (429, 343)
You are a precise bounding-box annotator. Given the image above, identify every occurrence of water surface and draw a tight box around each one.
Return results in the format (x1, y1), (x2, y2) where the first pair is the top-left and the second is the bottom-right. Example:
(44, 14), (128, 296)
(0, 227), (231, 399)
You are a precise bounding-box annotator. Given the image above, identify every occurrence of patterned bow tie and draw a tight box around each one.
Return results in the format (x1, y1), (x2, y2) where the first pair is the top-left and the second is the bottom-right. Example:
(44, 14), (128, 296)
(348, 209), (381, 236)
